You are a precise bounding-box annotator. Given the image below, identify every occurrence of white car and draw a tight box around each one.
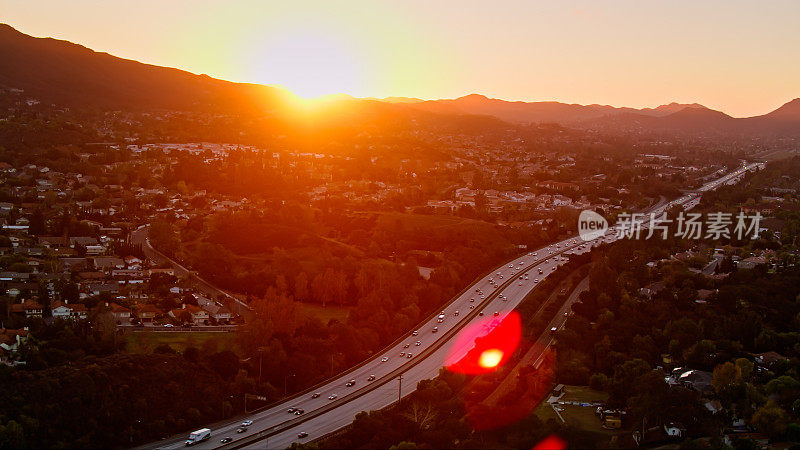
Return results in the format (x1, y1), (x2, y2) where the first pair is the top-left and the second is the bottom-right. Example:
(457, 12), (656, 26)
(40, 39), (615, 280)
(241, 420), (253, 427)
(381, 357), (389, 362)
(328, 394), (337, 400)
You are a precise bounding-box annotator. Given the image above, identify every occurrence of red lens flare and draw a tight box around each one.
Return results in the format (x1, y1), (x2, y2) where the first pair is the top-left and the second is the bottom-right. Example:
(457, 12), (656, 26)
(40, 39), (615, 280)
(533, 434), (568, 450)
(445, 311), (521, 375)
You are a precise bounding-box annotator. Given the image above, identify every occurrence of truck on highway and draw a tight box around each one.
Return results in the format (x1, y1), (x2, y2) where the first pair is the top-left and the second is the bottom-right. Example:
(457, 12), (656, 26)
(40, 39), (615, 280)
(185, 428), (211, 446)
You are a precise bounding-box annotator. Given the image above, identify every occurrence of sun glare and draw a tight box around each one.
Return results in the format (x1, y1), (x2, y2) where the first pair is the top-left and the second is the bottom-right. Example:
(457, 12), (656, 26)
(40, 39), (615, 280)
(250, 30), (365, 100)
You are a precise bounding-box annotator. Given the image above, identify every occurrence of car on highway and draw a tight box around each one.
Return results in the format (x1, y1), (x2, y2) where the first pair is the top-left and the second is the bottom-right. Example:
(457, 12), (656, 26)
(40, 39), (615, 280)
(367, 374), (376, 381)
(399, 352), (405, 357)
(479, 311), (484, 316)
(412, 330), (419, 336)
(406, 353), (413, 358)
(403, 343), (410, 348)
(432, 327), (438, 333)
(470, 298), (475, 302)
(311, 392), (321, 398)
(294, 409), (304, 415)
(241, 420), (253, 427)
(236, 427), (247, 433)
(493, 311), (499, 316)
(454, 310), (459, 316)
(415, 340), (421, 346)
(288, 407), (297, 413)
(346, 379), (356, 386)
(328, 394), (337, 400)
(220, 437), (233, 443)
(381, 357), (389, 362)
(298, 432), (309, 438)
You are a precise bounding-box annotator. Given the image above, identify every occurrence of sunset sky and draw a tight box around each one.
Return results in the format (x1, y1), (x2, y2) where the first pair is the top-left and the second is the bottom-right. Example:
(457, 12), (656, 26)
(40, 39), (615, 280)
(4, 0), (798, 117)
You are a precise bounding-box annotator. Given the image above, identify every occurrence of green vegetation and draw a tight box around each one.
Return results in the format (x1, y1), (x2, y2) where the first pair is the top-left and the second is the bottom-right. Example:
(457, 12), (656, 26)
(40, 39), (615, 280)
(125, 331), (239, 354)
(297, 303), (350, 324)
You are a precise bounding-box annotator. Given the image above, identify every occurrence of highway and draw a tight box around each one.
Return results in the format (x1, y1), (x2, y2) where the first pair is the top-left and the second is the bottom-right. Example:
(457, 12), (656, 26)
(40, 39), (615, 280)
(138, 162), (760, 450)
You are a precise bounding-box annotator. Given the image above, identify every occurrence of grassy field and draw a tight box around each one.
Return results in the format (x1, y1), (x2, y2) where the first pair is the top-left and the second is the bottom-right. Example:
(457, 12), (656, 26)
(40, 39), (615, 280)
(298, 302), (350, 324)
(125, 331), (240, 354)
(534, 385), (619, 437)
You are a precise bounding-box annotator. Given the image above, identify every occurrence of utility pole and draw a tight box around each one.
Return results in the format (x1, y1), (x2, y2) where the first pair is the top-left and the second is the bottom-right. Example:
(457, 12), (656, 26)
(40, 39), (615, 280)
(258, 350), (263, 383)
(398, 374), (403, 404)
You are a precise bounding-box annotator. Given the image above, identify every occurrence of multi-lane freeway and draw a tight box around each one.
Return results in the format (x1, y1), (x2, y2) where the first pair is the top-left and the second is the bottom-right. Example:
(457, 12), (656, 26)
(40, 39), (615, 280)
(138, 162), (760, 450)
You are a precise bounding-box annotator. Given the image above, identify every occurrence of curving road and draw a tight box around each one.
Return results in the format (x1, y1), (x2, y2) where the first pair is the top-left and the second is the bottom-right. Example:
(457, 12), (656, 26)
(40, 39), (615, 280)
(130, 226), (252, 317)
(137, 162), (759, 450)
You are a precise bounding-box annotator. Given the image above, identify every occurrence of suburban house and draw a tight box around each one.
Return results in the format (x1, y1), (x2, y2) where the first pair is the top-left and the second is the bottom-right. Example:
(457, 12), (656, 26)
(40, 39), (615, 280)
(123, 255), (142, 269)
(752, 351), (789, 369)
(10, 299), (43, 318)
(92, 256), (125, 271)
(137, 304), (162, 322)
(0, 328), (29, 362)
(107, 302), (131, 323)
(169, 304), (209, 325)
(51, 301), (88, 320)
(201, 302), (232, 324)
(148, 268), (175, 277)
(666, 369), (714, 395)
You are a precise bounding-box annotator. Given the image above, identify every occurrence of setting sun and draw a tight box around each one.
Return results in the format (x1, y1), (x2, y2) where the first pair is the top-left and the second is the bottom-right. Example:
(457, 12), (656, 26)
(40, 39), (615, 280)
(247, 29), (365, 99)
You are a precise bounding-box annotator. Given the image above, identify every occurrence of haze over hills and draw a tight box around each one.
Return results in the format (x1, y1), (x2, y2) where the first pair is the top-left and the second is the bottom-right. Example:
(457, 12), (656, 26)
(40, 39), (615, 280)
(388, 93), (800, 136)
(1, 23), (798, 137)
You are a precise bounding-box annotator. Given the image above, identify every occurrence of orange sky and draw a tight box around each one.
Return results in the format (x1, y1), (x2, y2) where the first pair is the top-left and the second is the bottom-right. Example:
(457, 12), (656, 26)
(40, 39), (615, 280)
(4, 0), (799, 117)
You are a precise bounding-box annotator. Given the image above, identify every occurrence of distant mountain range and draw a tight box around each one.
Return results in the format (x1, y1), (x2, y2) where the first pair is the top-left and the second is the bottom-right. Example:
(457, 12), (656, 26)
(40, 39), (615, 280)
(377, 94), (800, 136)
(1, 23), (798, 137)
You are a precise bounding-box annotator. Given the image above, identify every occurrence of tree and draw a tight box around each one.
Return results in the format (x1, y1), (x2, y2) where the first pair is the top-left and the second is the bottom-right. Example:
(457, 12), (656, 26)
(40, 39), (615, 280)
(294, 272), (309, 301)
(0, 420), (25, 450)
(149, 220), (180, 256)
(712, 361), (745, 405)
(207, 350), (240, 380)
(751, 400), (788, 438)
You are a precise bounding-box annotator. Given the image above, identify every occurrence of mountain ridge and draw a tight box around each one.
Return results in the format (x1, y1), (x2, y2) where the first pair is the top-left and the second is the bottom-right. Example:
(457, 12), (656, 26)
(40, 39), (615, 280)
(1, 23), (798, 137)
